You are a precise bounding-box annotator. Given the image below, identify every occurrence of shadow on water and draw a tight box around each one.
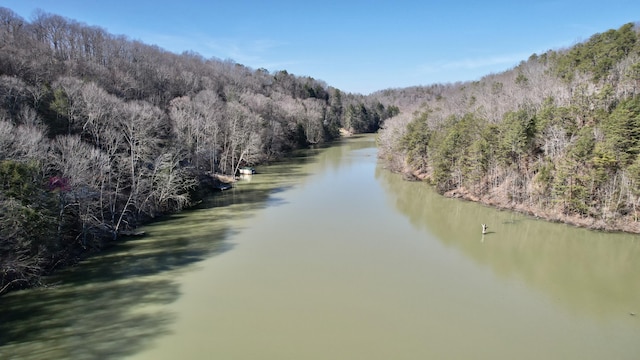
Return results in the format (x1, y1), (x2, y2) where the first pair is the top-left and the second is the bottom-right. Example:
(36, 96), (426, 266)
(0, 279), (178, 359)
(0, 145), (322, 359)
(0, 199), (240, 359)
(375, 165), (640, 319)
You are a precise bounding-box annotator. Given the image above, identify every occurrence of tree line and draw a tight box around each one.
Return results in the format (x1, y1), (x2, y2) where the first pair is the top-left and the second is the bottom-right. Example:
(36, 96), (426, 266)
(376, 23), (640, 233)
(0, 7), (397, 294)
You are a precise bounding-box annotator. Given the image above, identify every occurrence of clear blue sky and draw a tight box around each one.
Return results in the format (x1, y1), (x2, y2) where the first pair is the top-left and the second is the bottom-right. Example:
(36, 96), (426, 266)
(4, 0), (640, 94)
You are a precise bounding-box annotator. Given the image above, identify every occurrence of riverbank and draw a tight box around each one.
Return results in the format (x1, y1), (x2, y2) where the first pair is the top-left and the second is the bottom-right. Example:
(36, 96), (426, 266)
(0, 133), (363, 297)
(4, 134), (639, 360)
(407, 169), (640, 234)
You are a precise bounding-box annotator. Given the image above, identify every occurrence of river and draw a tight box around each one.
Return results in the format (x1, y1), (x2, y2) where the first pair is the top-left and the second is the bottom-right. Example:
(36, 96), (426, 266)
(1, 135), (639, 359)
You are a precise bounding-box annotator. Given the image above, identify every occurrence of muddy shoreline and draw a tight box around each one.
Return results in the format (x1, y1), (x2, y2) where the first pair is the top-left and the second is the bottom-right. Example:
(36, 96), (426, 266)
(406, 170), (640, 234)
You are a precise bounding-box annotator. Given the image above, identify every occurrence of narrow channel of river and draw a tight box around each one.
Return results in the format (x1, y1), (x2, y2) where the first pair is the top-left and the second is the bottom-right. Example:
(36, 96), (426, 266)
(1, 135), (639, 359)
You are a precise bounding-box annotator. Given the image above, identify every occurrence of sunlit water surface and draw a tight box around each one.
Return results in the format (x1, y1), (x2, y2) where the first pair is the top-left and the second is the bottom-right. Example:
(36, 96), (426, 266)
(1, 135), (639, 359)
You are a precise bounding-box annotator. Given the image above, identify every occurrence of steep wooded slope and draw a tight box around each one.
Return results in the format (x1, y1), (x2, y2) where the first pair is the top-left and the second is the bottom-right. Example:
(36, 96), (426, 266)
(0, 7), (397, 294)
(376, 23), (640, 232)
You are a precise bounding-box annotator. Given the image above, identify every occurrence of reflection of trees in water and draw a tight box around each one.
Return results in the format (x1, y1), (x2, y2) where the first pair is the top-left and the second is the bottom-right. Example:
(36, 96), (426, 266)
(375, 165), (640, 318)
(0, 149), (320, 359)
(309, 135), (376, 174)
(0, 279), (176, 359)
(0, 200), (233, 359)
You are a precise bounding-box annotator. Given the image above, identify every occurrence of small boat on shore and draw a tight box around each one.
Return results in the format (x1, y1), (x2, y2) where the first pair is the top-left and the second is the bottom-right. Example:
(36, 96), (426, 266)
(238, 167), (256, 175)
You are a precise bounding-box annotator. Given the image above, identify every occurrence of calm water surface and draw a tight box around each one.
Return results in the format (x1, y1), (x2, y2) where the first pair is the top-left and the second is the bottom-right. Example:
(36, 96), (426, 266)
(1, 135), (639, 359)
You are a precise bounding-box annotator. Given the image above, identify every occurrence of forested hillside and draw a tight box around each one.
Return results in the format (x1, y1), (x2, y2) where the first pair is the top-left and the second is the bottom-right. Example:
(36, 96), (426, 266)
(376, 23), (640, 233)
(0, 7), (397, 294)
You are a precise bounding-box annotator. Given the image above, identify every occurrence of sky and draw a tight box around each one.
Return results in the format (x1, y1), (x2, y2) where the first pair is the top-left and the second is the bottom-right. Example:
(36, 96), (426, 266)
(3, 0), (640, 94)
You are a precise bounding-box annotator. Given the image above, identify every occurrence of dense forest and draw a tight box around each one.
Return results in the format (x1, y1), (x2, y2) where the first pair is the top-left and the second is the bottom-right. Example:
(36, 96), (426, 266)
(2, 7), (638, 296)
(0, 7), (398, 294)
(376, 23), (640, 233)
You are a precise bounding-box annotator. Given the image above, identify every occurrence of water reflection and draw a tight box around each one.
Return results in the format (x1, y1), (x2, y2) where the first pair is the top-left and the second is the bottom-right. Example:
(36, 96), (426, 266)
(3, 135), (638, 360)
(375, 164), (640, 318)
(0, 145), (324, 359)
(0, 202), (236, 359)
(0, 278), (176, 359)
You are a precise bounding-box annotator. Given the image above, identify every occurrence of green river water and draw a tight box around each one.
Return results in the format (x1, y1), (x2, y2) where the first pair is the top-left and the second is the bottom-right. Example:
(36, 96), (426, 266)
(1, 135), (639, 359)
